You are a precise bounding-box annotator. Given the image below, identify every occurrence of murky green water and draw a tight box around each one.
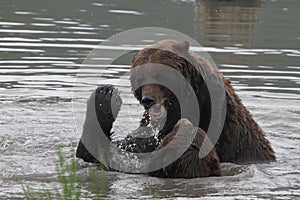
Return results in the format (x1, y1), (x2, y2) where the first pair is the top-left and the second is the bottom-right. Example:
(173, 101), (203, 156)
(0, 0), (299, 199)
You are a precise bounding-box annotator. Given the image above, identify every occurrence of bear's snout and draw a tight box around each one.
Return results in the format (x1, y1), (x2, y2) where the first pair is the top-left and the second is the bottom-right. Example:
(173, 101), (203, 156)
(141, 95), (156, 109)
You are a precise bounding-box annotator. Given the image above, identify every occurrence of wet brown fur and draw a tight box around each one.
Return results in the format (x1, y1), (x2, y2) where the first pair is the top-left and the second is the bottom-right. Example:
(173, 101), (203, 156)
(148, 119), (221, 178)
(76, 40), (276, 179)
(131, 40), (276, 170)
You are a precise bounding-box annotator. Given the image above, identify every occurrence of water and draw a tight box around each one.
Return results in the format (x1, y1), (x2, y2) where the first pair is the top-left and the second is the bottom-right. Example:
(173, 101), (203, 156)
(0, 0), (299, 199)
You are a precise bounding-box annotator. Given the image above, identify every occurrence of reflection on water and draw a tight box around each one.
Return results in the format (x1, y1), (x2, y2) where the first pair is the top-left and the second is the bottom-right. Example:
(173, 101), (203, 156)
(0, 0), (299, 199)
(194, 0), (265, 47)
(194, 0), (300, 98)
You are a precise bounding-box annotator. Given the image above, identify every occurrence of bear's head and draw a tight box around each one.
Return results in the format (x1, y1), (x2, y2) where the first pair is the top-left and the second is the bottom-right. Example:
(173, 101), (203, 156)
(130, 40), (212, 139)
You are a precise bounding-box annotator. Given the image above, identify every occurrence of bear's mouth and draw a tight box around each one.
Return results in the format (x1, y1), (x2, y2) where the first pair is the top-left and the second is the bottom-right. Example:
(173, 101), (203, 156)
(149, 104), (167, 121)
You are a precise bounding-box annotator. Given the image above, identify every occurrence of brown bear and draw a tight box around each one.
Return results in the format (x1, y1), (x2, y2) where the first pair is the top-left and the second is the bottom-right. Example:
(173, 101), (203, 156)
(76, 40), (275, 178)
(131, 40), (276, 164)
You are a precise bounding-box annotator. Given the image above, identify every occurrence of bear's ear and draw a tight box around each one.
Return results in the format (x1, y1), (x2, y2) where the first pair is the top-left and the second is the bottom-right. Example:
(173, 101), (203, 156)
(131, 50), (139, 64)
(173, 40), (190, 54)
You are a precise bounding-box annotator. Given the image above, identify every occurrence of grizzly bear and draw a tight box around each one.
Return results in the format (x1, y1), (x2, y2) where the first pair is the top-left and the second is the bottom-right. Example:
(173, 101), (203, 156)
(76, 40), (275, 178)
(131, 40), (276, 164)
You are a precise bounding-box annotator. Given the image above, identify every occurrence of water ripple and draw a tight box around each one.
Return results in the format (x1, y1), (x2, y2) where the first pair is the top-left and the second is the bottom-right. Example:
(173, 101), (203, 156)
(0, 22), (25, 26)
(109, 10), (145, 15)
